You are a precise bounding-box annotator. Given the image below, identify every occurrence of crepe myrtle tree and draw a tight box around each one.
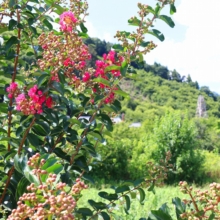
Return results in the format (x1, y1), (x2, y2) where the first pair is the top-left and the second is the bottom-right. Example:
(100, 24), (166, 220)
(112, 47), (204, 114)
(0, 0), (198, 219)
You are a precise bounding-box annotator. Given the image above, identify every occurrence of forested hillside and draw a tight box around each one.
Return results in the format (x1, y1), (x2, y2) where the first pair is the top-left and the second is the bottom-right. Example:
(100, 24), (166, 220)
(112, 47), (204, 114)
(83, 37), (220, 121)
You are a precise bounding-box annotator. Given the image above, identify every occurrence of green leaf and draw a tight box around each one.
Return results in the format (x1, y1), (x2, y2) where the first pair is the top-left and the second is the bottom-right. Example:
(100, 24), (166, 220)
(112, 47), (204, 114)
(137, 188), (145, 204)
(15, 177), (30, 200)
(43, 19), (53, 30)
(29, 26), (37, 35)
(75, 156), (89, 171)
(5, 36), (19, 51)
(170, 4), (176, 15)
(46, 163), (63, 174)
(88, 200), (107, 211)
(98, 191), (118, 201)
(155, 3), (161, 16)
(17, 23), (24, 29)
(81, 144), (97, 158)
(32, 124), (48, 136)
(80, 22), (88, 33)
(0, 144), (7, 153)
(148, 208), (172, 220)
(51, 81), (65, 95)
(41, 157), (56, 169)
(37, 73), (50, 87)
(78, 32), (89, 38)
(28, 18), (35, 26)
(26, 51), (34, 56)
(54, 4), (66, 15)
(97, 114), (113, 132)
(105, 65), (121, 73)
(140, 41), (150, 47)
(120, 61), (128, 76)
(148, 29), (165, 42)
(27, 133), (40, 147)
(14, 154), (28, 174)
(159, 15), (175, 28)
(82, 173), (95, 184)
(77, 208), (93, 217)
(111, 99), (121, 112)
(16, 126), (24, 137)
(172, 197), (186, 220)
(133, 178), (145, 187)
(26, 4), (32, 11)
(9, 19), (17, 30)
(88, 130), (103, 142)
(124, 195), (131, 214)
(115, 185), (130, 194)
(208, 213), (215, 220)
(112, 44), (124, 52)
(138, 53), (143, 63)
(100, 212), (110, 220)
(9, 0), (16, 8)
(93, 78), (110, 87)
(148, 182), (155, 194)
(58, 71), (66, 84)
(128, 16), (141, 26)
(0, 128), (7, 134)
(53, 148), (70, 162)
(114, 89), (130, 99)
(51, 126), (63, 136)
(146, 6), (155, 15)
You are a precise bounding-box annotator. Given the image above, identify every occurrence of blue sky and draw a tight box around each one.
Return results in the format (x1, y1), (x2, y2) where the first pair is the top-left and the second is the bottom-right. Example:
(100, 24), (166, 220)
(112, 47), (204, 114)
(86, 0), (220, 94)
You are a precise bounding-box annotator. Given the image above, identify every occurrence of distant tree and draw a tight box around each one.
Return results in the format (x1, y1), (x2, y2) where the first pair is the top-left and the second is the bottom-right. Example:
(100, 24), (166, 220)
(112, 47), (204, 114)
(170, 69), (183, 82)
(186, 74), (192, 83)
(200, 86), (218, 101)
(151, 111), (204, 183)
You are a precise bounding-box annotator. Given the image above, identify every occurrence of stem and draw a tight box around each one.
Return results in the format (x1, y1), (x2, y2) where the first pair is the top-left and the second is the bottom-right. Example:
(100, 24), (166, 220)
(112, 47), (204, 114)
(185, 186), (201, 217)
(7, 6), (21, 152)
(18, 117), (36, 155)
(69, 100), (103, 164)
(88, 180), (151, 220)
(0, 166), (14, 204)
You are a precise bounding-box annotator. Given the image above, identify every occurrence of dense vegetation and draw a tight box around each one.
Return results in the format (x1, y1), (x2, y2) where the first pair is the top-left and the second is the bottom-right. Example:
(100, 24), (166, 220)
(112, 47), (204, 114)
(80, 37), (220, 184)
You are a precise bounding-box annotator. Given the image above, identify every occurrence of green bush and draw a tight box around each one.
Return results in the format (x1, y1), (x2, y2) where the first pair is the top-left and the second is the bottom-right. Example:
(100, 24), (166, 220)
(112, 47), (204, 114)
(151, 111), (205, 183)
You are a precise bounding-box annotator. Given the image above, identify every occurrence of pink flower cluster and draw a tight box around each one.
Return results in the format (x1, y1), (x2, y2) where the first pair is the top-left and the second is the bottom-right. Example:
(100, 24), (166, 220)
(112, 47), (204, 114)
(95, 51), (122, 79)
(59, 11), (78, 32)
(93, 51), (123, 104)
(82, 72), (90, 82)
(6, 82), (19, 99)
(7, 83), (53, 115)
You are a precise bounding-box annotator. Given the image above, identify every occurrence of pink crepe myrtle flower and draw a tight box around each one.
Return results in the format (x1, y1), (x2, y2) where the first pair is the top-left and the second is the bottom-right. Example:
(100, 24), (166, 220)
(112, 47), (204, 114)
(79, 61), (86, 69)
(15, 85), (53, 115)
(63, 58), (74, 67)
(45, 96), (53, 108)
(6, 82), (18, 99)
(104, 92), (115, 104)
(82, 72), (90, 82)
(59, 11), (78, 32)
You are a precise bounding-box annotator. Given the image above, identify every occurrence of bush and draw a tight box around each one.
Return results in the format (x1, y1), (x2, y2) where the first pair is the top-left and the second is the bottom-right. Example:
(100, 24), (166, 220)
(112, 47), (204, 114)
(151, 111), (205, 183)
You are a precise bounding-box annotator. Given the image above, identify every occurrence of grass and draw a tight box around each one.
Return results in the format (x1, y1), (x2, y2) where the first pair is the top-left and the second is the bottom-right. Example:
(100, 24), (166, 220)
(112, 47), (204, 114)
(78, 185), (186, 219)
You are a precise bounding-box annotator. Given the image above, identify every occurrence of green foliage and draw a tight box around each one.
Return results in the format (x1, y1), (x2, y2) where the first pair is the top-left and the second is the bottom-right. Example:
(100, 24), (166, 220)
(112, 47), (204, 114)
(151, 111), (204, 183)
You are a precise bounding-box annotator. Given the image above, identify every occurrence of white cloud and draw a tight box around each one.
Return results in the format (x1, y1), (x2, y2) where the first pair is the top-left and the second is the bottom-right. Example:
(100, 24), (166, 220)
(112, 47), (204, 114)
(145, 0), (220, 93)
(85, 19), (114, 42)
